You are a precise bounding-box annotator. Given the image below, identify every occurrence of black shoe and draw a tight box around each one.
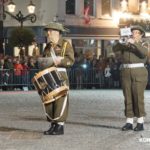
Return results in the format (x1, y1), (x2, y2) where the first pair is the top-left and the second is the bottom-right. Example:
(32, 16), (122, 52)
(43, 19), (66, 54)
(43, 123), (56, 135)
(134, 123), (144, 131)
(122, 123), (133, 131)
(50, 124), (64, 135)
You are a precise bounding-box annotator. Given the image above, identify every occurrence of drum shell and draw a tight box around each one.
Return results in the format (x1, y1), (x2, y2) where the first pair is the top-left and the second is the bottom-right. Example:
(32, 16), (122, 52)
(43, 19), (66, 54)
(32, 67), (69, 104)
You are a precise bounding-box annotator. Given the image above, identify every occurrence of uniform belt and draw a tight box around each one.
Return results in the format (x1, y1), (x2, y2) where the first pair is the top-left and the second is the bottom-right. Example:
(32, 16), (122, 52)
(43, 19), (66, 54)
(122, 63), (144, 68)
(57, 68), (66, 72)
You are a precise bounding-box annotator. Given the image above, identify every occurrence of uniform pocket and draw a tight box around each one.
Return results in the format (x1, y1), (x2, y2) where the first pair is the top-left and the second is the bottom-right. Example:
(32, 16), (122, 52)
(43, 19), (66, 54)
(133, 68), (148, 82)
(135, 76), (148, 82)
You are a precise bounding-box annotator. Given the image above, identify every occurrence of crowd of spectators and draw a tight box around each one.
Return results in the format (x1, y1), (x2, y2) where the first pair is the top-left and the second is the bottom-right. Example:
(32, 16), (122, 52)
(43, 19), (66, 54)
(0, 54), (39, 91)
(70, 53), (121, 89)
(0, 52), (150, 91)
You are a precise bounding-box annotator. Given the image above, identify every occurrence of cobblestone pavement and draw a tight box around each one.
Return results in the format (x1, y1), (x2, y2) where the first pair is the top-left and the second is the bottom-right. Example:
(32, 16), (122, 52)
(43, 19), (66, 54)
(0, 89), (150, 150)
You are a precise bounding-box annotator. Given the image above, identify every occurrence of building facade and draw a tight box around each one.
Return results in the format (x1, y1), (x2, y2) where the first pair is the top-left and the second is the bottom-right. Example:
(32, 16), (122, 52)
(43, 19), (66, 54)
(57, 0), (120, 58)
(3, 0), (150, 57)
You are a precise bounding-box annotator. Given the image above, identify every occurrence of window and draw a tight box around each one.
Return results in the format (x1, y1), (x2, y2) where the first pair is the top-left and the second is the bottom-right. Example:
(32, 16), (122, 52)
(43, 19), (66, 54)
(72, 39), (101, 59)
(66, 0), (75, 14)
(84, 0), (94, 16)
(101, 0), (111, 16)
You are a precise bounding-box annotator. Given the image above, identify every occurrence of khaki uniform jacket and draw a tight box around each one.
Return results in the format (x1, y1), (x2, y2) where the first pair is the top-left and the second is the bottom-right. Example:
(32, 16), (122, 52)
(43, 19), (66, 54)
(113, 41), (148, 82)
(43, 38), (75, 85)
(113, 41), (148, 64)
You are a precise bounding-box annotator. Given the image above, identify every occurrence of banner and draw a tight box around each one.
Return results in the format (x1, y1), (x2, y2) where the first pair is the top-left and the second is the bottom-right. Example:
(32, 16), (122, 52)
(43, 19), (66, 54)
(84, 1), (90, 24)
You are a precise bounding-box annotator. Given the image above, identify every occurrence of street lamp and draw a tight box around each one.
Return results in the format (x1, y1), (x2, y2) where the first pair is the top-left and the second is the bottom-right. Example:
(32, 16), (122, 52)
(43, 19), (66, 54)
(0, 0), (36, 55)
(4, 0), (36, 27)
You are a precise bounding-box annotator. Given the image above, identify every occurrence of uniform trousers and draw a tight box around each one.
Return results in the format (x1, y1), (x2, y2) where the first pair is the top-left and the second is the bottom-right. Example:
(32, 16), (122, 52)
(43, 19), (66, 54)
(121, 67), (148, 118)
(44, 94), (69, 122)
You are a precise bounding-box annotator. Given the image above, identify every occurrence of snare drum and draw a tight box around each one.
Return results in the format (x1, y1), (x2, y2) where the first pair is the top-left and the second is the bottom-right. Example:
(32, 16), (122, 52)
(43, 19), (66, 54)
(32, 67), (69, 104)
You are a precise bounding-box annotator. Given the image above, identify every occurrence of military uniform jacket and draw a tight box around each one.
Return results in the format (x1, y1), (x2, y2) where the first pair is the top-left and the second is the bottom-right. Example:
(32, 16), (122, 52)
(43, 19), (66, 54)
(113, 41), (148, 64)
(43, 38), (75, 85)
(113, 41), (148, 82)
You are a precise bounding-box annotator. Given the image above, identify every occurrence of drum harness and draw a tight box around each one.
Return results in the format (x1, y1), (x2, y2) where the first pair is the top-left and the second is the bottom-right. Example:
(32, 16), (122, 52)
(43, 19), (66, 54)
(44, 41), (69, 121)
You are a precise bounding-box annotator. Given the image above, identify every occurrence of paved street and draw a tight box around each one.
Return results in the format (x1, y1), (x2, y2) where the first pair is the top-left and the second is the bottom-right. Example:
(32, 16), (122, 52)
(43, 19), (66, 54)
(0, 89), (150, 150)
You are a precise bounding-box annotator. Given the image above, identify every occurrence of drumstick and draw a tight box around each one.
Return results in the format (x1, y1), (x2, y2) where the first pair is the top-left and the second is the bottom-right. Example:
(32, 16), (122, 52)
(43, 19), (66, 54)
(50, 47), (57, 62)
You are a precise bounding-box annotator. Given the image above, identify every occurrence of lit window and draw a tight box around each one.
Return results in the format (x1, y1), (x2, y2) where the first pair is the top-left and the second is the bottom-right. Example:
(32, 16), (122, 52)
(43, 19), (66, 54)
(102, 0), (111, 17)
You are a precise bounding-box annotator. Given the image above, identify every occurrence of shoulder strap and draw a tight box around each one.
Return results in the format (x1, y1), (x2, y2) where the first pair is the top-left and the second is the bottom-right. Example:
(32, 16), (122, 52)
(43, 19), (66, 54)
(61, 41), (68, 57)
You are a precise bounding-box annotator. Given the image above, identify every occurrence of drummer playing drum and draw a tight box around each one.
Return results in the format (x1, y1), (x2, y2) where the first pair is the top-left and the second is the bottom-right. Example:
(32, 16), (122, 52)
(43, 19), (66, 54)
(41, 22), (74, 135)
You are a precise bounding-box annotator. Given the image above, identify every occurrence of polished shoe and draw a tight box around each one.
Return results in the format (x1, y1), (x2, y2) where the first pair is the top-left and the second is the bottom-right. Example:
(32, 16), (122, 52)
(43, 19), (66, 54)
(134, 123), (144, 131)
(50, 124), (64, 135)
(43, 123), (56, 135)
(122, 123), (133, 131)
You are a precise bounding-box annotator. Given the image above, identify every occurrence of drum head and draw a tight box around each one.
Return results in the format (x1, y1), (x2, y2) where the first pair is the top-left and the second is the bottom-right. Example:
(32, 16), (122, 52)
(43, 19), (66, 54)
(38, 57), (54, 70)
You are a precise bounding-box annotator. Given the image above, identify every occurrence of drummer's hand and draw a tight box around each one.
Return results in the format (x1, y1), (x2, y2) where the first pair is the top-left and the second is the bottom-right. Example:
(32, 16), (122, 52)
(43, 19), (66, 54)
(54, 56), (63, 66)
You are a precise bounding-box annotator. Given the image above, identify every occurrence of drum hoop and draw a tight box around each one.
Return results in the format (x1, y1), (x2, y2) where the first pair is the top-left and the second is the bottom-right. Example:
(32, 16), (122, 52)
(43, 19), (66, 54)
(33, 67), (57, 80)
(42, 85), (69, 104)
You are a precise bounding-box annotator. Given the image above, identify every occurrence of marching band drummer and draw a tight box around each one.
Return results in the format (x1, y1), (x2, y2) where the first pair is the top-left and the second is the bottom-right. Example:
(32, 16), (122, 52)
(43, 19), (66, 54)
(113, 25), (148, 131)
(42, 22), (74, 135)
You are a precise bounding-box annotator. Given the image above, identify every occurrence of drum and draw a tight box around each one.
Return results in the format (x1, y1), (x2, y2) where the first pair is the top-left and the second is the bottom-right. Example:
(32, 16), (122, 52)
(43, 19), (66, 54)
(32, 67), (69, 104)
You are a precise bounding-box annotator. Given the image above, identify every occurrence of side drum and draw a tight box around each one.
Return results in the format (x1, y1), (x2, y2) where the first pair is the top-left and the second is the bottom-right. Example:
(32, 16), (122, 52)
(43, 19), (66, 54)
(32, 67), (69, 104)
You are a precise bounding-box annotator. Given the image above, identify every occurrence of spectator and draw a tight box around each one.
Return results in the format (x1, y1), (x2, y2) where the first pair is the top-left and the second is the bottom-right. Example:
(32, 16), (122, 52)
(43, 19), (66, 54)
(28, 57), (39, 90)
(0, 58), (4, 90)
(14, 59), (23, 90)
(22, 61), (30, 91)
(104, 64), (112, 88)
(95, 56), (105, 88)
(3, 57), (14, 90)
(111, 59), (120, 88)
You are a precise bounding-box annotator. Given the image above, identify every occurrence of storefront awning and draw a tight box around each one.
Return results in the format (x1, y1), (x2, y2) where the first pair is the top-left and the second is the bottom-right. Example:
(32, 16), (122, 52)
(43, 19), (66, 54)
(65, 26), (120, 40)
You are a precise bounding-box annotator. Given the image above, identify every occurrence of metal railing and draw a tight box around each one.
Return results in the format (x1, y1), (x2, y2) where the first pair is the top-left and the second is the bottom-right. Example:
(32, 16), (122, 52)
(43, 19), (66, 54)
(0, 68), (122, 91)
(0, 68), (38, 91)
